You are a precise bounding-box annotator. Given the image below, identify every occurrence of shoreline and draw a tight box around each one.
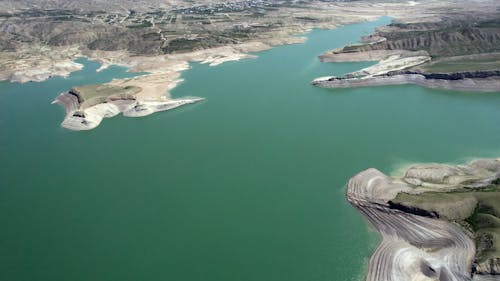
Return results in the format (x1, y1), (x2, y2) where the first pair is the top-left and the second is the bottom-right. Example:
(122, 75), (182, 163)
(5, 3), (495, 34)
(347, 159), (500, 281)
(13, 17), (374, 131)
(0, 22), (346, 131)
(53, 90), (203, 131)
(313, 49), (500, 92)
(2, 0), (456, 130)
(312, 73), (500, 92)
(3, 0), (497, 128)
(48, 36), (310, 130)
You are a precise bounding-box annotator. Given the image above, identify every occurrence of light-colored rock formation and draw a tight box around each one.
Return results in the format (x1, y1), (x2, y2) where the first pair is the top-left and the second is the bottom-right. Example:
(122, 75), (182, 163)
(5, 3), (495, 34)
(52, 77), (203, 130)
(0, 45), (84, 83)
(313, 74), (500, 92)
(351, 54), (431, 77)
(54, 93), (202, 130)
(319, 50), (428, 64)
(347, 159), (500, 281)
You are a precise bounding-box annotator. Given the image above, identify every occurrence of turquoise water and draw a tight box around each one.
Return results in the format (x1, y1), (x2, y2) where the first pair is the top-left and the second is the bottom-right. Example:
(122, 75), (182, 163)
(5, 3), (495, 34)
(1, 17), (500, 281)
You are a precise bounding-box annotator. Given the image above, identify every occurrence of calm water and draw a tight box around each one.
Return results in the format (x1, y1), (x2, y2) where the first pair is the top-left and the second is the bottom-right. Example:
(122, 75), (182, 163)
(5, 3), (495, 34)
(1, 17), (500, 281)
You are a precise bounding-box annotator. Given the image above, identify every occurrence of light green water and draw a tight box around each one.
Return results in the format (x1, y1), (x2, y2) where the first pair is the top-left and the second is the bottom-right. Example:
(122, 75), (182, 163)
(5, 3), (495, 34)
(1, 17), (500, 281)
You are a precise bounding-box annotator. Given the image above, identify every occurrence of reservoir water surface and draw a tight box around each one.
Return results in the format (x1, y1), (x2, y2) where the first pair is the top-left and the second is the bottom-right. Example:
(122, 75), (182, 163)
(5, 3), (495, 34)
(1, 17), (500, 281)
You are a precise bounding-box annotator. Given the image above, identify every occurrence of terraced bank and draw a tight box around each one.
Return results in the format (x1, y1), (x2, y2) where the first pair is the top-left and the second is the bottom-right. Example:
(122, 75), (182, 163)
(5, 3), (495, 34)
(347, 159), (500, 280)
(313, 16), (500, 92)
(312, 71), (500, 92)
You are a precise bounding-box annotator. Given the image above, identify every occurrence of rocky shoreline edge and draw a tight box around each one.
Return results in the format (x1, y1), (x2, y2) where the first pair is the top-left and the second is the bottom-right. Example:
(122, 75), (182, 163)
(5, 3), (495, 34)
(347, 159), (500, 281)
(313, 71), (500, 92)
(52, 84), (203, 131)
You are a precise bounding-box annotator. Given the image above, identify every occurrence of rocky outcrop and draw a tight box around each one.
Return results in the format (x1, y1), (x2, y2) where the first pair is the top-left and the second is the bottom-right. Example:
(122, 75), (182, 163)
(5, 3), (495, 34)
(312, 72), (500, 92)
(391, 70), (500, 81)
(475, 257), (500, 275)
(386, 200), (439, 218)
(475, 252), (500, 275)
(328, 19), (500, 58)
(53, 89), (203, 130)
(315, 15), (500, 93)
(319, 49), (428, 63)
(347, 159), (500, 281)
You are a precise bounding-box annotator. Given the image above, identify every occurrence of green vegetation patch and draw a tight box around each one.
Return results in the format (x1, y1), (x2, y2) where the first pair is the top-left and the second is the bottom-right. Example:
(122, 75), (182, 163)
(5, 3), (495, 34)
(392, 185), (500, 264)
(475, 19), (500, 29)
(392, 191), (478, 221)
(127, 20), (153, 29)
(72, 84), (141, 109)
(162, 35), (237, 53)
(418, 53), (500, 73)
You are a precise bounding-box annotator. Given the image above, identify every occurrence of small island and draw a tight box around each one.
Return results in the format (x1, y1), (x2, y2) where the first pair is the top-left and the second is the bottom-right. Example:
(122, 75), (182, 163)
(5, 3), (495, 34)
(52, 74), (203, 130)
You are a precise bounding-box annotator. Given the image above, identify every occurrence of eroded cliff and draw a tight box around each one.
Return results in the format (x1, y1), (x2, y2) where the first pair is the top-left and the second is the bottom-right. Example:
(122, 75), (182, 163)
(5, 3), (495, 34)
(347, 159), (500, 280)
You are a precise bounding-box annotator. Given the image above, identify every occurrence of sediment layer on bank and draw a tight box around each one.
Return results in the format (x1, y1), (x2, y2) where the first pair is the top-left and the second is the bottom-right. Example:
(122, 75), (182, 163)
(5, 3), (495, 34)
(314, 10), (500, 93)
(347, 159), (500, 281)
(313, 71), (500, 92)
(53, 77), (203, 130)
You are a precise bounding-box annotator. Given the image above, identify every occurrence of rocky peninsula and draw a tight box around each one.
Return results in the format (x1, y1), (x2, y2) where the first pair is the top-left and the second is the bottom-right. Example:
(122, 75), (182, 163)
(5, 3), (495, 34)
(313, 71), (500, 92)
(53, 80), (203, 131)
(347, 159), (500, 281)
(313, 9), (500, 92)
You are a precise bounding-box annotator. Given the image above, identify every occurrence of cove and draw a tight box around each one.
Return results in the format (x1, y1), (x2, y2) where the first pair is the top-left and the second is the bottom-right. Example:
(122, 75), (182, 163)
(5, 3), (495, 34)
(1, 17), (500, 281)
